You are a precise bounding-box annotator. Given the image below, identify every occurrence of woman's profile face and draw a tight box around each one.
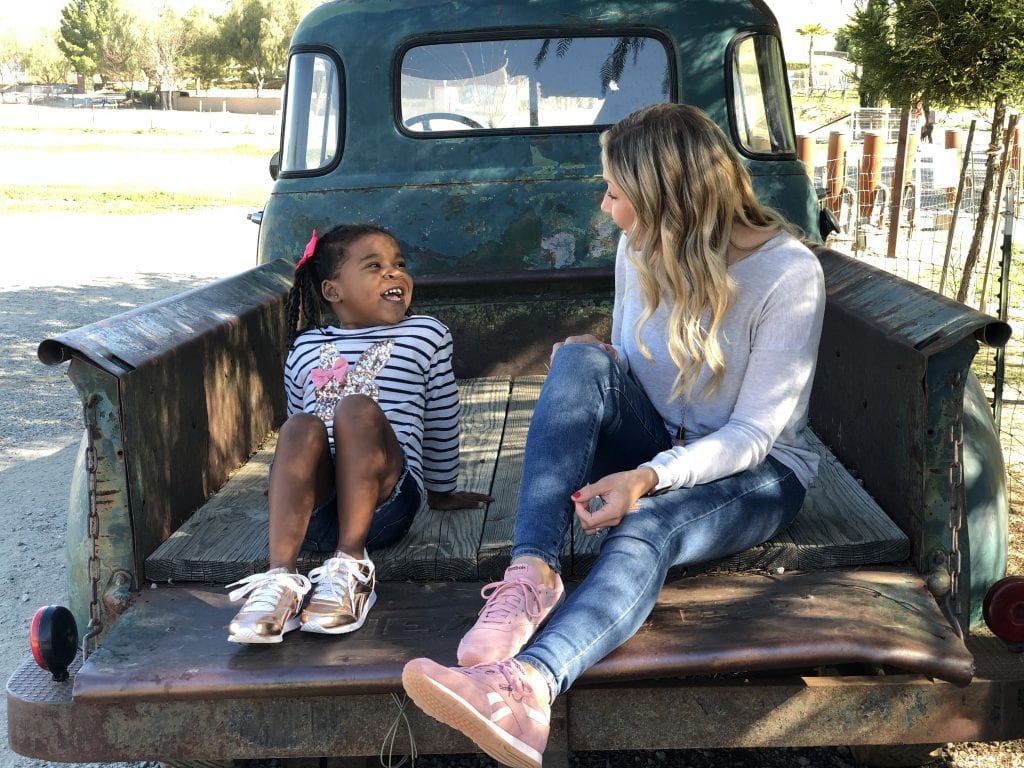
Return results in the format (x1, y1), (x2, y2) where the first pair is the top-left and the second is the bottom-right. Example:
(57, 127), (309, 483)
(600, 175), (637, 233)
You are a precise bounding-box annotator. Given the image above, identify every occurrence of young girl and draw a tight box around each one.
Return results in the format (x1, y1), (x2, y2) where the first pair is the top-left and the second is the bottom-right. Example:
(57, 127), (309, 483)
(401, 104), (826, 768)
(227, 223), (491, 644)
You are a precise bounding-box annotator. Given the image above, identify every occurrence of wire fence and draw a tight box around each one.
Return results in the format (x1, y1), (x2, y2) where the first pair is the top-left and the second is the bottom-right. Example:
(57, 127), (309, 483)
(801, 108), (1024, 503)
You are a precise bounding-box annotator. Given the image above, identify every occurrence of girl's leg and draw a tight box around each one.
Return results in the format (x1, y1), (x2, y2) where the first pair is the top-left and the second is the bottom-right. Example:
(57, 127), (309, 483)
(227, 412), (333, 644)
(331, 394), (404, 558)
(267, 412), (335, 569)
(301, 395), (404, 636)
(511, 343), (671, 570)
(518, 456), (806, 699)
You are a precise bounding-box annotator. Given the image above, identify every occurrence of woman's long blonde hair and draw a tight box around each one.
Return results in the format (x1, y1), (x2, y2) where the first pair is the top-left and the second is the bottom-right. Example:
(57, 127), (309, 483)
(600, 103), (788, 399)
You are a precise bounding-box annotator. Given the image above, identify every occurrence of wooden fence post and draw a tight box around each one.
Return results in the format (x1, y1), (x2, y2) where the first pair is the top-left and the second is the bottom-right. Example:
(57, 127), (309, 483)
(826, 131), (848, 215)
(859, 131), (883, 220)
(797, 135), (815, 184)
(945, 129), (963, 208)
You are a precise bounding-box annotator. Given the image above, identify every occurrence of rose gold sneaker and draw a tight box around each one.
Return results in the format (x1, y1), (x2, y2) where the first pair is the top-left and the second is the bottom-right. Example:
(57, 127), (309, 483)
(226, 569), (312, 644)
(402, 657), (550, 768)
(457, 562), (564, 666)
(300, 551), (376, 634)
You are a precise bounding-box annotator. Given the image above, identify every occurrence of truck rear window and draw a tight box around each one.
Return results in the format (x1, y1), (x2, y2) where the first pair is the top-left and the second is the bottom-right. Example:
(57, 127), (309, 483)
(281, 52), (342, 174)
(399, 35), (672, 133)
(729, 34), (796, 156)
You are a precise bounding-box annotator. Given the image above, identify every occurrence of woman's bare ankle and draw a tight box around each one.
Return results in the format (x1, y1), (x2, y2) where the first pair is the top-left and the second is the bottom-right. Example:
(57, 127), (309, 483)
(517, 660), (552, 707)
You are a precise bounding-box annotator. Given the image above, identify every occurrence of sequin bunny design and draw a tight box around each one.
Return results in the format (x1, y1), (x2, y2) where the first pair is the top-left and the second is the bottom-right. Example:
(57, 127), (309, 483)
(311, 340), (394, 423)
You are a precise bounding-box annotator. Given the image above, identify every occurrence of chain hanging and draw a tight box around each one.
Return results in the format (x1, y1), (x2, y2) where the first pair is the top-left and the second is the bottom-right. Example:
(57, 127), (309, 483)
(944, 376), (965, 639)
(82, 395), (104, 659)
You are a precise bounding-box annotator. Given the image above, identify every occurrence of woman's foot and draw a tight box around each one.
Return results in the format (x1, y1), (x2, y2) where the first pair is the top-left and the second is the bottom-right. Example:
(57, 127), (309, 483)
(402, 657), (550, 768)
(457, 560), (564, 666)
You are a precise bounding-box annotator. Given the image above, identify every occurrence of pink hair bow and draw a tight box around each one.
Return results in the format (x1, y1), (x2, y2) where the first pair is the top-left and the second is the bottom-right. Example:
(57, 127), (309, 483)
(310, 357), (348, 389)
(295, 229), (318, 271)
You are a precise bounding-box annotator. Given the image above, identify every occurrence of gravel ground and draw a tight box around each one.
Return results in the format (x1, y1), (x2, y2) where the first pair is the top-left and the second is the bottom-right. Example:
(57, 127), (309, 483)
(1, 105), (1023, 768)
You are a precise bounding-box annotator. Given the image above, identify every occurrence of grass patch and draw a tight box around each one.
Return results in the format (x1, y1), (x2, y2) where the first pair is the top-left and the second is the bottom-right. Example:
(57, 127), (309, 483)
(2, 184), (266, 214)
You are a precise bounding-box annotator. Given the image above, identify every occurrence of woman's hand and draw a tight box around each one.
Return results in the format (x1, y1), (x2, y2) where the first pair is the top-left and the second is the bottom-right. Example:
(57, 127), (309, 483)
(427, 490), (494, 510)
(571, 468), (658, 534)
(550, 334), (618, 364)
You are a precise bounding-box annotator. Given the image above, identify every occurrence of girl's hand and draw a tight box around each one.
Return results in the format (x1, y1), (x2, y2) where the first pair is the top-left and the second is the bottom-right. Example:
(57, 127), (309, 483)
(571, 468), (658, 534)
(427, 490), (494, 510)
(550, 334), (618, 364)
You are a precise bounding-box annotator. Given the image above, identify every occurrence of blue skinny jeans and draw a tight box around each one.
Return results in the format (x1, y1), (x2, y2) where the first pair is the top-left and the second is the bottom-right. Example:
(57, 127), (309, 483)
(512, 343), (806, 699)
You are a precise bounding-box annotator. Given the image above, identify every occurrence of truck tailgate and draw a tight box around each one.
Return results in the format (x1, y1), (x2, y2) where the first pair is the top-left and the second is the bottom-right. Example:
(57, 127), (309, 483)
(8, 567), (980, 761)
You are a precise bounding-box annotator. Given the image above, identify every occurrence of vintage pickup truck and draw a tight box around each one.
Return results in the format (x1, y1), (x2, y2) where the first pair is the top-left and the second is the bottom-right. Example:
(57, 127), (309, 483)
(8, 1), (1024, 766)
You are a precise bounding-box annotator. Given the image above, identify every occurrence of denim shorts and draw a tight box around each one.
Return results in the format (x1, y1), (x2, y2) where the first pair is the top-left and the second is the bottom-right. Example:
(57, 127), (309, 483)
(301, 460), (422, 553)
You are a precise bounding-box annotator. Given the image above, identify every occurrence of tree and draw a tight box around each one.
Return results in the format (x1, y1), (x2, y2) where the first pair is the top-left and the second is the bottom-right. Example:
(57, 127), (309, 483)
(102, 2), (144, 88)
(216, 0), (311, 95)
(795, 23), (829, 92)
(142, 7), (189, 107)
(843, 0), (1024, 305)
(181, 7), (223, 93)
(839, 0), (888, 107)
(58, 0), (113, 84)
(25, 32), (72, 85)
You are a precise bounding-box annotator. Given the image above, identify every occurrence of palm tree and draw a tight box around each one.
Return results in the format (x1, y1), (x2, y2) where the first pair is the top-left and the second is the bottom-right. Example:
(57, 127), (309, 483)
(796, 23), (829, 92)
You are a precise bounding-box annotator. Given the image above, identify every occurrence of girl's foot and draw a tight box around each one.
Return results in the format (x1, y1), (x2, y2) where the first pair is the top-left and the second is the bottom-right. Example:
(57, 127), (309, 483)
(301, 551), (376, 634)
(226, 568), (312, 644)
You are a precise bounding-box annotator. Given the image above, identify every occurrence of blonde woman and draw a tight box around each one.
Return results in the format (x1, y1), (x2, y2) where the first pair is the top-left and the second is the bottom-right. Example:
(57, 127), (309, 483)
(402, 104), (826, 768)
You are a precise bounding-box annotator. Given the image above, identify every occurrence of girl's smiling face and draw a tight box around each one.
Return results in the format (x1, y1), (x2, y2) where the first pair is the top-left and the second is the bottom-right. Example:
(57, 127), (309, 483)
(321, 233), (413, 328)
(600, 175), (637, 233)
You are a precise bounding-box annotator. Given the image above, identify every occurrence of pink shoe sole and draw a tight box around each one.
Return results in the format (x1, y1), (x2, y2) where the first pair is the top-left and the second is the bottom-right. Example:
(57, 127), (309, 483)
(402, 663), (543, 768)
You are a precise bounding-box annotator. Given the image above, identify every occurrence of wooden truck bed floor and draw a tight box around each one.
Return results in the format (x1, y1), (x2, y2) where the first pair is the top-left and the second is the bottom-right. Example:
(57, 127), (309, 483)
(147, 375), (910, 584)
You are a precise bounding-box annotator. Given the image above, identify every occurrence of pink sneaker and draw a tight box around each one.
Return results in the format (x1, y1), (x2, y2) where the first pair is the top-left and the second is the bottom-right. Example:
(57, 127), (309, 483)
(402, 657), (549, 768)
(457, 562), (564, 666)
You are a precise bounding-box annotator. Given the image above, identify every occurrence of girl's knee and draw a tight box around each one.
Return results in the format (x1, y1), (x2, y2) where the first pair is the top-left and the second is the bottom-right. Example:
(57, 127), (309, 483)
(280, 412), (328, 442)
(275, 413), (330, 460)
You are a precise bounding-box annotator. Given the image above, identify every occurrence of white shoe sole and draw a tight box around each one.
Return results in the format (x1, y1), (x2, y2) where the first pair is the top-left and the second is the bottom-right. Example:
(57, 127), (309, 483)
(227, 616), (300, 644)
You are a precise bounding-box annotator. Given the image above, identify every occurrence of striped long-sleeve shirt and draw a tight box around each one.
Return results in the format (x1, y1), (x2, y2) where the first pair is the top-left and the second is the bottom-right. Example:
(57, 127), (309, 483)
(284, 315), (460, 494)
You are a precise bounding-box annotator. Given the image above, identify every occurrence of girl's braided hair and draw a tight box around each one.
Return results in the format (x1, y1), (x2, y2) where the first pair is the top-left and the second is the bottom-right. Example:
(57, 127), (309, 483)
(285, 223), (394, 346)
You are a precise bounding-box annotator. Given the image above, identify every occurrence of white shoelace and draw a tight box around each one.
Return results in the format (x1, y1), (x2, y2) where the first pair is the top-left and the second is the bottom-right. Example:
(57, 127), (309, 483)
(308, 555), (374, 606)
(477, 578), (544, 623)
(226, 571), (312, 612)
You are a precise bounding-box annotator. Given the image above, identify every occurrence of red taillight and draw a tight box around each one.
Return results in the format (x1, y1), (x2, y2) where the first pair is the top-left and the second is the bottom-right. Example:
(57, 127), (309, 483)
(983, 577), (1024, 649)
(28, 605), (79, 681)
(29, 607), (47, 670)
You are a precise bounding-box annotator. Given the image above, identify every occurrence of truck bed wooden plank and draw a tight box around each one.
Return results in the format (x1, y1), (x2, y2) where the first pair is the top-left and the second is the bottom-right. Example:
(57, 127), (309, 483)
(147, 378), (511, 583)
(370, 376), (511, 580)
(146, 376), (908, 586)
(476, 375), (545, 578)
(69, 567), (972, 708)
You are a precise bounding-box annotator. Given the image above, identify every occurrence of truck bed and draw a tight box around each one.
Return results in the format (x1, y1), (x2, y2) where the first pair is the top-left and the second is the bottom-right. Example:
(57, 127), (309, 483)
(146, 375), (910, 584)
(13, 252), (1022, 763)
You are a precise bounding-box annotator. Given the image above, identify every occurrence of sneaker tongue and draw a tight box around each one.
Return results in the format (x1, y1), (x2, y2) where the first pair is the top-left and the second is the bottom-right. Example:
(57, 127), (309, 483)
(504, 563), (535, 581)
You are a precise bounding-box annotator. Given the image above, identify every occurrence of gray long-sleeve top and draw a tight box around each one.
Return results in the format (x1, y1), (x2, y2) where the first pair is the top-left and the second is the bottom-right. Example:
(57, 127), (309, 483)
(610, 231), (826, 490)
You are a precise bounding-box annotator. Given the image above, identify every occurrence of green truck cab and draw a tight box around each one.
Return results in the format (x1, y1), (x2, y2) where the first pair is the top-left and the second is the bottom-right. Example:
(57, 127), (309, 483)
(8, 1), (1024, 765)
